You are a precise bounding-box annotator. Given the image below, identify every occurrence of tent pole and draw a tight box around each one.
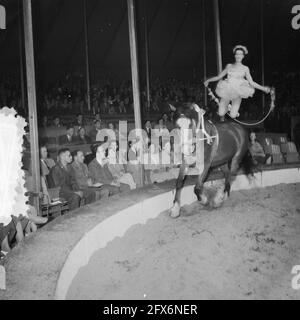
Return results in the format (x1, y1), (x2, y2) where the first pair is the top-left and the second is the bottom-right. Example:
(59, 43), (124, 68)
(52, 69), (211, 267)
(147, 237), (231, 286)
(23, 0), (40, 212)
(202, 0), (207, 106)
(145, 7), (151, 112)
(127, 0), (144, 187)
(213, 0), (222, 73)
(18, 0), (26, 114)
(83, 0), (91, 114)
(261, 0), (265, 115)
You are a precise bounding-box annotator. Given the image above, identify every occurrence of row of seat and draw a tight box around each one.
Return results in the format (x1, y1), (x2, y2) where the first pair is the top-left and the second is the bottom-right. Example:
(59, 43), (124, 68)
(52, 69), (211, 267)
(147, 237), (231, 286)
(256, 133), (300, 164)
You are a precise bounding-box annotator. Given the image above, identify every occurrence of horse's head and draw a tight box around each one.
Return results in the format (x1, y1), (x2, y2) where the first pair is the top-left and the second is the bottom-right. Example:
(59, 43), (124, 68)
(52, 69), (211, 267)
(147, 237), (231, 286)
(169, 102), (198, 130)
(169, 102), (200, 157)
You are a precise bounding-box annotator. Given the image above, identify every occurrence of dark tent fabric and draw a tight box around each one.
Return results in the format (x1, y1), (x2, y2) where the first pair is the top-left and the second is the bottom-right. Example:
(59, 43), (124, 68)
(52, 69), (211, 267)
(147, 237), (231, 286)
(0, 0), (299, 84)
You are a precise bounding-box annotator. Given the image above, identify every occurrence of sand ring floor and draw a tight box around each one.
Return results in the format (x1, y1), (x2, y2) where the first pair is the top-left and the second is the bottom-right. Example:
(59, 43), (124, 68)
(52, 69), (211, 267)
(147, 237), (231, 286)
(67, 183), (300, 300)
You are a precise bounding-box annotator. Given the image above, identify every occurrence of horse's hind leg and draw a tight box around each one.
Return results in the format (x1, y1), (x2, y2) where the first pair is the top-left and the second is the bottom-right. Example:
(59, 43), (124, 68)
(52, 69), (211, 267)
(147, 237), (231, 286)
(211, 163), (230, 208)
(222, 156), (241, 198)
(221, 163), (231, 197)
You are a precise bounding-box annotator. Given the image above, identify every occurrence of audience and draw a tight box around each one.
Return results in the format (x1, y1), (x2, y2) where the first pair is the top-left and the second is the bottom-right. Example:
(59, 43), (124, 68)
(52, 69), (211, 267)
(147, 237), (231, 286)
(107, 141), (136, 190)
(53, 116), (62, 128)
(73, 113), (85, 129)
(49, 148), (83, 210)
(89, 120), (102, 142)
(71, 150), (109, 201)
(40, 145), (56, 186)
(2, 70), (300, 259)
(0, 218), (26, 253)
(59, 125), (76, 145)
(88, 142), (130, 195)
(77, 127), (92, 144)
(144, 120), (152, 146)
(249, 132), (272, 165)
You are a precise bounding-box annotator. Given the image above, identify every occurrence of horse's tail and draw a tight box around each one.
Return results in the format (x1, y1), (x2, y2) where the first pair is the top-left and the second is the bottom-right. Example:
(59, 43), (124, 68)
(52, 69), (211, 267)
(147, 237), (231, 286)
(240, 149), (255, 177)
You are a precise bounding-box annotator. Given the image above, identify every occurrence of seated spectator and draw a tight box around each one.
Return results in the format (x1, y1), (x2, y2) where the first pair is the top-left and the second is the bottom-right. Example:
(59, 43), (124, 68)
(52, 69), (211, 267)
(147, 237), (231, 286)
(53, 116), (62, 128)
(155, 118), (167, 131)
(94, 113), (101, 123)
(50, 148), (89, 210)
(59, 125), (77, 145)
(41, 115), (48, 128)
(84, 143), (98, 166)
(144, 120), (152, 146)
(161, 141), (173, 169)
(127, 137), (145, 187)
(77, 127), (92, 144)
(294, 122), (300, 151)
(73, 113), (85, 129)
(40, 145), (56, 186)
(118, 99), (126, 113)
(88, 142), (130, 195)
(108, 96), (116, 114)
(108, 122), (119, 140)
(162, 113), (174, 131)
(71, 150), (109, 201)
(89, 120), (102, 142)
(0, 218), (26, 253)
(154, 118), (167, 150)
(249, 132), (271, 165)
(107, 141), (136, 190)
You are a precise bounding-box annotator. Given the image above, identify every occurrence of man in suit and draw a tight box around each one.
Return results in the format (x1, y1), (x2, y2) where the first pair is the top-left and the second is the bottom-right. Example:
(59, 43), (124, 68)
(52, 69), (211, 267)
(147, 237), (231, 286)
(50, 148), (95, 210)
(89, 120), (102, 142)
(73, 113), (85, 129)
(59, 125), (77, 145)
(71, 150), (109, 201)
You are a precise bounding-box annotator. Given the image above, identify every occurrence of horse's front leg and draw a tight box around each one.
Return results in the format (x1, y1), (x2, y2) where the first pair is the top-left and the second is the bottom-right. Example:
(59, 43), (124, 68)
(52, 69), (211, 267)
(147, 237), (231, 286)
(170, 163), (188, 218)
(194, 164), (210, 206)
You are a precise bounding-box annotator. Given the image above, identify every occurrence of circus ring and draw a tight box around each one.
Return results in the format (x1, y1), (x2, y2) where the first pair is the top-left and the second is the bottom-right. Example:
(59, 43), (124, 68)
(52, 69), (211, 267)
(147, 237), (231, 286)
(0, 164), (300, 300)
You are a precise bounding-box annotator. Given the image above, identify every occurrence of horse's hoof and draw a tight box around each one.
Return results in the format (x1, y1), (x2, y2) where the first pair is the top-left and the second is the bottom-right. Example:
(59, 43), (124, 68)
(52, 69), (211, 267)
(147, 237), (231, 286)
(211, 189), (225, 208)
(170, 203), (181, 218)
(223, 192), (228, 201)
(199, 194), (209, 206)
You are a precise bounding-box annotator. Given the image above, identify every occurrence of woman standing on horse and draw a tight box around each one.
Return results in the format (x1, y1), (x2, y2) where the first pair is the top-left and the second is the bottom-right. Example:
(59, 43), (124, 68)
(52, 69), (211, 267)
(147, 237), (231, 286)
(204, 45), (271, 120)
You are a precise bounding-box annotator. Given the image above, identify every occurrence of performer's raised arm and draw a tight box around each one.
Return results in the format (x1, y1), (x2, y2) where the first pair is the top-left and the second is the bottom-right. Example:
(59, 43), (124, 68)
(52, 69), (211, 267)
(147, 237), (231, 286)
(245, 67), (270, 94)
(204, 64), (230, 87)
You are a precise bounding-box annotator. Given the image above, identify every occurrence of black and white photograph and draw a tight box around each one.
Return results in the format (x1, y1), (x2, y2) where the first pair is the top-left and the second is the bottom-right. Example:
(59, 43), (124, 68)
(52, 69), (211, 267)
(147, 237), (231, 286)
(0, 0), (300, 305)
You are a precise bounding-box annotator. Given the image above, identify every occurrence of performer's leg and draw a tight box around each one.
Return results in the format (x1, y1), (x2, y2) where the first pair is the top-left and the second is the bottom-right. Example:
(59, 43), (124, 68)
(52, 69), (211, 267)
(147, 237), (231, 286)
(218, 99), (230, 120)
(229, 97), (242, 118)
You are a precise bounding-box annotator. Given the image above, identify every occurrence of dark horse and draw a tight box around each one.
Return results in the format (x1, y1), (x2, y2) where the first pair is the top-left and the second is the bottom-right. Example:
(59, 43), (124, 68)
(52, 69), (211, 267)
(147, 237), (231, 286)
(169, 103), (252, 218)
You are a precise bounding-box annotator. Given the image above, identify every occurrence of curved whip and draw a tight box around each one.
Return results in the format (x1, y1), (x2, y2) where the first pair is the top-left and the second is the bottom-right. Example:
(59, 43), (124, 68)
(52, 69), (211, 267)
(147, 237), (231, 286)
(206, 86), (276, 126)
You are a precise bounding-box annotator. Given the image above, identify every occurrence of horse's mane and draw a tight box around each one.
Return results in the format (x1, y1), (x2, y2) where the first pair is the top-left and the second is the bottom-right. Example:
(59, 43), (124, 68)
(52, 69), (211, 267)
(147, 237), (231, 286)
(171, 102), (198, 122)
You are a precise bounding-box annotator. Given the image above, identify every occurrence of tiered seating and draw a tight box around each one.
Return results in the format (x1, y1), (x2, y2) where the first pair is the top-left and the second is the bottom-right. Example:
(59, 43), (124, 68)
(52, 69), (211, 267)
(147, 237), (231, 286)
(280, 142), (300, 163)
(40, 177), (69, 218)
(257, 133), (300, 165)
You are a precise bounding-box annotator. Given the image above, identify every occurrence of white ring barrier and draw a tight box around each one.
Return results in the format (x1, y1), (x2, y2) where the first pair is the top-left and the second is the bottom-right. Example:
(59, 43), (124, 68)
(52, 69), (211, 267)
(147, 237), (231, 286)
(55, 167), (300, 299)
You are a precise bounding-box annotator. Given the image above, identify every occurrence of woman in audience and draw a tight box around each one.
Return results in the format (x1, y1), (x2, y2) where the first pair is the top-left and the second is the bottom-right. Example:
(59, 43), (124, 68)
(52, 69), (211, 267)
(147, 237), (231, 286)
(40, 145), (56, 186)
(107, 141), (136, 189)
(108, 122), (119, 141)
(77, 127), (92, 144)
(249, 132), (272, 165)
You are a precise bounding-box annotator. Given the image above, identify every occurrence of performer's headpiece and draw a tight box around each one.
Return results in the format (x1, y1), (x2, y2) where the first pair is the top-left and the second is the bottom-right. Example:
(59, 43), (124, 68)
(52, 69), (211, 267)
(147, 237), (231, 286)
(233, 45), (248, 55)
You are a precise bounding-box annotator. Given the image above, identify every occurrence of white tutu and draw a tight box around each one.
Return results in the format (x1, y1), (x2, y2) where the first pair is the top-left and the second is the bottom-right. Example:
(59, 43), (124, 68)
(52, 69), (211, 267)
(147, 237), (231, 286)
(216, 78), (255, 100)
